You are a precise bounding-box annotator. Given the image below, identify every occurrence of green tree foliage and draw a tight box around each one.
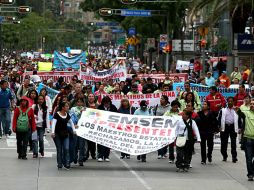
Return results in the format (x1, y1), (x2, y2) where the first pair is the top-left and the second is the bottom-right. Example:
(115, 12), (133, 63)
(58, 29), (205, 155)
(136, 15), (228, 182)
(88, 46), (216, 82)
(80, 0), (190, 38)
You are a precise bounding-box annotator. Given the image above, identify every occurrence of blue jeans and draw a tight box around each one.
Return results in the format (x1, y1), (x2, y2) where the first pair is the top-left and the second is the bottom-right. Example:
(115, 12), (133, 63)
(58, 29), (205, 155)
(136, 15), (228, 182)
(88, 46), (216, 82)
(0, 108), (11, 136)
(54, 135), (70, 168)
(33, 127), (45, 155)
(244, 138), (254, 177)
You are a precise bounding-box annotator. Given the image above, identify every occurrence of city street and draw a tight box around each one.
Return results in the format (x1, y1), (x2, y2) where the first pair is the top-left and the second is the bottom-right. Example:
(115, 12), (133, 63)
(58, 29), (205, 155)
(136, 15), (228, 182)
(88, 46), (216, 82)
(0, 135), (253, 190)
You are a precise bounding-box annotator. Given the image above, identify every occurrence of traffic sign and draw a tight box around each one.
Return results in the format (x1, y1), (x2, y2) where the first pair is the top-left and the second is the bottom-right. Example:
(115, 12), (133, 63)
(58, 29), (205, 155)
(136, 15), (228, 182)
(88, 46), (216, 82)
(160, 34), (168, 42)
(198, 27), (209, 36)
(112, 29), (125, 33)
(127, 36), (140, 45)
(128, 27), (136, 36)
(121, 9), (152, 17)
(147, 38), (155, 48)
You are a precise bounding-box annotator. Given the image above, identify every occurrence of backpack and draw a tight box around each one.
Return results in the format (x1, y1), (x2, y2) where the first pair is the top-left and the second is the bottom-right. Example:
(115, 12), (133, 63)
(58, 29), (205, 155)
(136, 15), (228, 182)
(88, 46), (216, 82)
(17, 107), (31, 132)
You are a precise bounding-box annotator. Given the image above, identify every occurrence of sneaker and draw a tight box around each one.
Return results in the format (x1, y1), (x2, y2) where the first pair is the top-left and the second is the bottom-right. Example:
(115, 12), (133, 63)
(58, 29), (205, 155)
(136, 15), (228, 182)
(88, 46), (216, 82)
(201, 161), (206, 165)
(40, 152), (44, 157)
(248, 175), (254, 181)
(232, 158), (238, 163)
(79, 162), (84, 166)
(33, 154), (38, 158)
(168, 159), (174, 164)
(126, 156), (130, 159)
(157, 155), (163, 159)
(120, 156), (124, 159)
(22, 157), (27, 160)
(208, 157), (212, 163)
(47, 129), (50, 133)
(189, 164), (192, 168)
(63, 165), (70, 170)
(18, 155), (22, 159)
(105, 158), (110, 162)
(222, 157), (227, 162)
(137, 155), (141, 161)
(97, 158), (103, 162)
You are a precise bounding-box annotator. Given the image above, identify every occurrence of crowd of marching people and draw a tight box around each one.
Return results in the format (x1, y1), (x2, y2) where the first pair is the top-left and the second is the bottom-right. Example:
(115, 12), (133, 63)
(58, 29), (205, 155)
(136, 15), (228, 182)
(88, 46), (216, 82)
(1, 54), (254, 181)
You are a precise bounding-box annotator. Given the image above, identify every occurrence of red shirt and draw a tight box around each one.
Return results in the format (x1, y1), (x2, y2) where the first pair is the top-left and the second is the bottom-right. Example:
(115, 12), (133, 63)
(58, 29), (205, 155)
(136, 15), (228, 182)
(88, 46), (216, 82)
(205, 92), (226, 112)
(12, 106), (36, 133)
(234, 92), (246, 107)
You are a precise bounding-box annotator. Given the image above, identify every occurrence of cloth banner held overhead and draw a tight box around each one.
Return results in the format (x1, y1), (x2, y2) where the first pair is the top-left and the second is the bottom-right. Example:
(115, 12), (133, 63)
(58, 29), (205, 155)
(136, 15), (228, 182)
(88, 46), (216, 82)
(173, 83), (250, 103)
(77, 108), (180, 155)
(107, 91), (176, 110)
(53, 51), (86, 70)
(37, 83), (59, 101)
(80, 62), (127, 85)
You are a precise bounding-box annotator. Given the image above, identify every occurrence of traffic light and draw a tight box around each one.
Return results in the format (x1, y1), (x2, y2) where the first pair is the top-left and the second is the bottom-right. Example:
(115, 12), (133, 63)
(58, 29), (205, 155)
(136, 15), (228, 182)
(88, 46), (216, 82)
(162, 44), (172, 53)
(4, 16), (16, 21)
(18, 6), (31, 13)
(0, 0), (15, 5)
(200, 39), (207, 48)
(99, 8), (113, 16)
(121, 0), (137, 4)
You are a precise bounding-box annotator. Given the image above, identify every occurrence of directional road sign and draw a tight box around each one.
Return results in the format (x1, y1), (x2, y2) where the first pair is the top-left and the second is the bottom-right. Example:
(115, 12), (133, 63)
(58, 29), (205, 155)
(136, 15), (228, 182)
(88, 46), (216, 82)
(128, 27), (136, 35)
(121, 9), (152, 17)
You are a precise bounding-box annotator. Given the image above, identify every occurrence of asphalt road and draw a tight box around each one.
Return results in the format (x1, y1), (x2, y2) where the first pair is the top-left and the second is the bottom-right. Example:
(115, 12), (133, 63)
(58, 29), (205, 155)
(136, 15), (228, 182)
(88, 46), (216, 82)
(0, 134), (253, 190)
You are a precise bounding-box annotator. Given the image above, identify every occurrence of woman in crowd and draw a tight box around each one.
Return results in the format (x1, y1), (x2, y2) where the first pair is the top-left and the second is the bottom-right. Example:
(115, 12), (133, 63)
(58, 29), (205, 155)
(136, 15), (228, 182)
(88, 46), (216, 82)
(70, 98), (86, 166)
(97, 96), (118, 162)
(86, 93), (99, 159)
(175, 109), (201, 172)
(12, 96), (36, 160)
(39, 88), (52, 113)
(52, 95), (68, 115)
(197, 101), (218, 164)
(118, 98), (135, 159)
(164, 100), (181, 163)
(134, 100), (153, 162)
(179, 92), (201, 112)
(111, 83), (124, 95)
(154, 95), (171, 159)
(32, 95), (50, 158)
(51, 101), (76, 170)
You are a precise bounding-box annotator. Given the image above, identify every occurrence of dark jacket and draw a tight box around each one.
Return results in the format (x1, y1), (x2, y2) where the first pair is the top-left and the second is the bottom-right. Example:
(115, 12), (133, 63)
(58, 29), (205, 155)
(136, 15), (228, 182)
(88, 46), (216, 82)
(197, 110), (219, 135)
(98, 104), (118, 113)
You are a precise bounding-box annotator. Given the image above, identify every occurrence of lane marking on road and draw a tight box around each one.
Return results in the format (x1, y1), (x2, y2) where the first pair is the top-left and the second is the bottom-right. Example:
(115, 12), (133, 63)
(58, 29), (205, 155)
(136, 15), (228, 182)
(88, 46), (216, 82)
(113, 151), (152, 190)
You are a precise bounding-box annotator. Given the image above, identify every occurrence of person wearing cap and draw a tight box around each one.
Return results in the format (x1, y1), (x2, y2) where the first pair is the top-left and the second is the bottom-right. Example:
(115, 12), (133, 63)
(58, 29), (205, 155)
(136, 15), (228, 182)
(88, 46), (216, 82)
(134, 100), (153, 162)
(205, 72), (215, 87)
(250, 86), (254, 99)
(127, 84), (142, 95)
(12, 96), (36, 160)
(0, 80), (15, 139)
(219, 71), (231, 88)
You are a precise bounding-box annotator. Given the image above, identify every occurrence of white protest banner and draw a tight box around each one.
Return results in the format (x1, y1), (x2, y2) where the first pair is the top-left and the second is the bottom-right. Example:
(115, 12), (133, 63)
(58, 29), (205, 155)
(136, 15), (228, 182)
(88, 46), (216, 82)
(23, 71), (79, 82)
(176, 60), (190, 71)
(80, 63), (127, 85)
(107, 91), (176, 109)
(77, 108), (180, 155)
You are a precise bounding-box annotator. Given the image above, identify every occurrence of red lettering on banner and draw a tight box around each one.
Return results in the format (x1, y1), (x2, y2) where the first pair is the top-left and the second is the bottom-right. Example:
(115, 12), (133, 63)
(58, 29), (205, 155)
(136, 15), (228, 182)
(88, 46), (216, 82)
(134, 126), (140, 133)
(159, 129), (166, 136)
(141, 128), (150, 135)
(152, 128), (159, 135)
(167, 129), (172, 136)
(108, 122), (116, 129)
(153, 93), (160, 98)
(125, 124), (133, 132)
(98, 120), (107, 125)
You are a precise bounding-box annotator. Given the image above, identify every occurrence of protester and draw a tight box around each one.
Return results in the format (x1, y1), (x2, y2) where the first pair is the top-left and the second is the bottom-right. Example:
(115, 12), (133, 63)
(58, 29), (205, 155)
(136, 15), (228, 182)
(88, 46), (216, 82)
(39, 88), (52, 113)
(32, 95), (50, 158)
(118, 98), (135, 159)
(230, 67), (241, 83)
(205, 86), (226, 114)
(97, 96), (117, 162)
(205, 72), (215, 87)
(218, 97), (240, 163)
(236, 99), (254, 181)
(164, 100), (181, 163)
(51, 101), (76, 170)
(175, 109), (201, 172)
(197, 101), (219, 164)
(12, 96), (36, 160)
(127, 83), (142, 95)
(219, 71), (231, 88)
(234, 84), (247, 107)
(0, 80), (15, 139)
(16, 78), (30, 101)
(134, 100), (153, 162)
(179, 92), (201, 112)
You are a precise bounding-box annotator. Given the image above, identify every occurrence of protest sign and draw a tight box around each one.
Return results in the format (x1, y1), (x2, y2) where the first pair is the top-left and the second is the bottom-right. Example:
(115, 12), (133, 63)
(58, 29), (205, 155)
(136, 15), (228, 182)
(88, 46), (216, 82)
(53, 51), (86, 70)
(176, 60), (190, 71)
(38, 62), (53, 71)
(80, 63), (127, 85)
(107, 91), (176, 109)
(77, 108), (180, 155)
(23, 71), (79, 83)
(37, 83), (59, 100)
(173, 83), (250, 103)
